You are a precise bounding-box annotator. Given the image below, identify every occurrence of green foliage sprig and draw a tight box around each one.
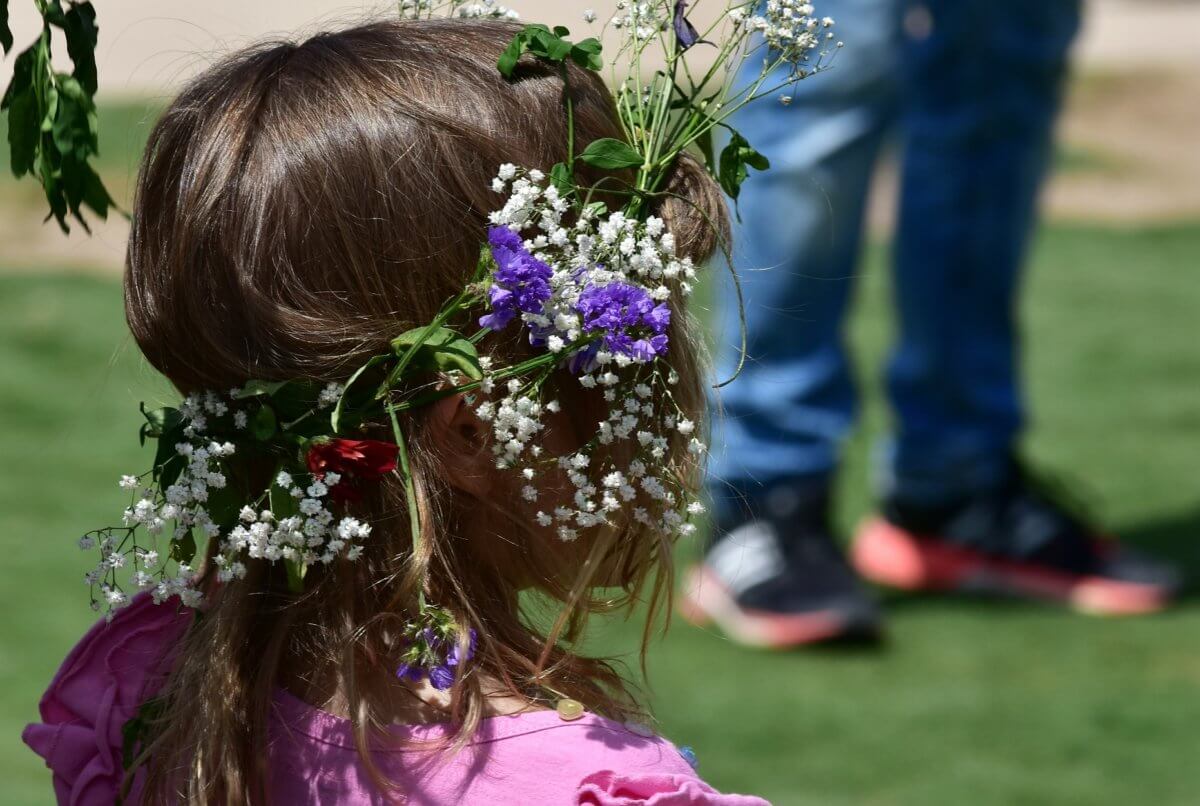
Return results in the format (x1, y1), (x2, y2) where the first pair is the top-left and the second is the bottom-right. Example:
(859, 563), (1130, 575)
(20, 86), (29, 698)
(0, 0), (114, 232)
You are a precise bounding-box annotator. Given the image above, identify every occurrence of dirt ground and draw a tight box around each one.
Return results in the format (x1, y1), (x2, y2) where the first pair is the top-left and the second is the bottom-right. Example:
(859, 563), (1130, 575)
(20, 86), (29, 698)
(2, 0), (1197, 273)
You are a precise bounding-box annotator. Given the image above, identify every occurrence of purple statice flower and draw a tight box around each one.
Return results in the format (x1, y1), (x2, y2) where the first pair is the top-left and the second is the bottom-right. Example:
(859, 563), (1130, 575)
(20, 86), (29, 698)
(672, 0), (710, 51)
(396, 662), (423, 683)
(479, 226), (554, 331)
(429, 664), (456, 691)
(428, 630), (476, 691)
(573, 282), (671, 370)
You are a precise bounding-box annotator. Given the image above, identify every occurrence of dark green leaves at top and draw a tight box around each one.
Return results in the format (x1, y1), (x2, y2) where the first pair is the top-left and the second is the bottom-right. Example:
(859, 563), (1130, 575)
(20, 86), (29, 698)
(1, 0), (13, 54)
(497, 24), (603, 78)
(1, 1), (112, 232)
(578, 137), (644, 170)
(61, 1), (98, 95)
(718, 130), (770, 203)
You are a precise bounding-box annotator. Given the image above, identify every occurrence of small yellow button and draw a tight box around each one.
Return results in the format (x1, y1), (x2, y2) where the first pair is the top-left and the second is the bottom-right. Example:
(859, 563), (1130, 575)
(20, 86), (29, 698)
(556, 698), (585, 721)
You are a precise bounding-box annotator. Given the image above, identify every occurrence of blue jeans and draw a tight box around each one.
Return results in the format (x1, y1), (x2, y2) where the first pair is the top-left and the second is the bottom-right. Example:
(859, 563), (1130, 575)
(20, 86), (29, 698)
(709, 0), (1081, 505)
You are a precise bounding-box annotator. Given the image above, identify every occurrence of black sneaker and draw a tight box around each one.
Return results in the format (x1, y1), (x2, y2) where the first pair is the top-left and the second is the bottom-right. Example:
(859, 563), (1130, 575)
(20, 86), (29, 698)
(851, 459), (1183, 615)
(680, 482), (883, 647)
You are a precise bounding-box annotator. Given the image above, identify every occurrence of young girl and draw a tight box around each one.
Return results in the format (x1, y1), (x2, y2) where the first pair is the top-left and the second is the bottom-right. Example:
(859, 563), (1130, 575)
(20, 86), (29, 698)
(22, 16), (772, 806)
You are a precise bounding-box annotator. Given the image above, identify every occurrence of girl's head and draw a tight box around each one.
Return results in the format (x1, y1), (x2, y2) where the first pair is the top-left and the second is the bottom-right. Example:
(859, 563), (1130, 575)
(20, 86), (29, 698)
(125, 18), (727, 801)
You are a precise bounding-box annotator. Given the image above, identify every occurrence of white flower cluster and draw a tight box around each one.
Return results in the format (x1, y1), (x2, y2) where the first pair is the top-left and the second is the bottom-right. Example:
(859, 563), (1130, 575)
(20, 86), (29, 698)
(454, 0), (520, 20)
(610, 1), (668, 41)
(478, 366), (707, 542)
(213, 471), (370, 582)
(479, 166), (707, 541)
(83, 391), (366, 618)
(732, 1), (837, 73)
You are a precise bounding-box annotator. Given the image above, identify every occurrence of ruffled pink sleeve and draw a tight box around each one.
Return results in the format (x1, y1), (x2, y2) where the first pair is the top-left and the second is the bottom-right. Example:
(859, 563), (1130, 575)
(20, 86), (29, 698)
(577, 771), (771, 806)
(22, 592), (190, 805)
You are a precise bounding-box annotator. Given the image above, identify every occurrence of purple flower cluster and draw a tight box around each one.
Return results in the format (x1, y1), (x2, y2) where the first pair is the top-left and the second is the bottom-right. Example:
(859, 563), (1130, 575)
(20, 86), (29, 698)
(397, 628), (478, 691)
(479, 226), (554, 331)
(574, 282), (671, 364)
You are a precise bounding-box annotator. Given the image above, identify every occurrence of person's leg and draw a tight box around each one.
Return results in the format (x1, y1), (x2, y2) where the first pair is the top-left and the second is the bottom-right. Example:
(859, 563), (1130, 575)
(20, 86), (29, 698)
(853, 0), (1181, 614)
(685, 0), (904, 647)
(881, 0), (1080, 501)
(709, 0), (903, 502)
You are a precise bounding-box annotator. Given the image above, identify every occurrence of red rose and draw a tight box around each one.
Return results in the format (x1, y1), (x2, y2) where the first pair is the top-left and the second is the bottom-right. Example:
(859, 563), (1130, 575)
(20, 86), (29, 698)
(306, 438), (399, 504)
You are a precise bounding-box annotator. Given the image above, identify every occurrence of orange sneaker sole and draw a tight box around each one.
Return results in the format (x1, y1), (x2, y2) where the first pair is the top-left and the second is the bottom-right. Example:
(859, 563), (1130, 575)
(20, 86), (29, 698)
(851, 516), (1170, 616)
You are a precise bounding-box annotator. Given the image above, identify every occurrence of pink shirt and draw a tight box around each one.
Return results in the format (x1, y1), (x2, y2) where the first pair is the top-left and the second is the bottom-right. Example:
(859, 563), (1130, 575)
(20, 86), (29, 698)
(24, 594), (769, 805)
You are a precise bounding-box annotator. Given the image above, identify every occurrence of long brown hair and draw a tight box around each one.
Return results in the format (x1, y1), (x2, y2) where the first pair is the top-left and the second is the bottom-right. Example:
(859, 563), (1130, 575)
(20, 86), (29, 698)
(124, 17), (728, 803)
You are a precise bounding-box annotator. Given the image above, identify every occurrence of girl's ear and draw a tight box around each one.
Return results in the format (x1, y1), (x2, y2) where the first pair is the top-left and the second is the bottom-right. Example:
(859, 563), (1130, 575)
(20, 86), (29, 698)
(427, 393), (492, 498)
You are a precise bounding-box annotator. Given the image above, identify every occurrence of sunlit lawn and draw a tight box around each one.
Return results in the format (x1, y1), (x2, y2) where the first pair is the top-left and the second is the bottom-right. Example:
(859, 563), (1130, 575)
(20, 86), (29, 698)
(1, 219), (1197, 804)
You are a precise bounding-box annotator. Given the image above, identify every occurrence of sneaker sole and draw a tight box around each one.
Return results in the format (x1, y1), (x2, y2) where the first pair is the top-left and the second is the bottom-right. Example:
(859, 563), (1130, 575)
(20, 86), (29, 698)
(851, 517), (1170, 616)
(678, 565), (876, 648)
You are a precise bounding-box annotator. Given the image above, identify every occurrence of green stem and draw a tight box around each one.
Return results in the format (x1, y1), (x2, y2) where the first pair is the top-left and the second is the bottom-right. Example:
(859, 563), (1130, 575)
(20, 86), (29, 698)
(562, 62), (576, 170)
(387, 401), (426, 610)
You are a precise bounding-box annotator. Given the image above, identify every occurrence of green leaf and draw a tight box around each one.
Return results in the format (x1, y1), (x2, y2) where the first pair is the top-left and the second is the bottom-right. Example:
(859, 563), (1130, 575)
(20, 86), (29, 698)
(578, 137), (643, 170)
(528, 28), (571, 62)
(171, 531), (197, 565)
(252, 405), (277, 440)
(496, 32), (526, 78)
(277, 468), (306, 593)
(498, 24), (594, 77)
(1, 0), (13, 54)
(569, 38), (603, 71)
(284, 557), (307, 593)
(717, 131), (770, 201)
(51, 74), (97, 159)
(331, 354), (392, 433)
(232, 379), (289, 399)
(387, 325), (484, 390)
(62, 2), (99, 96)
(549, 161), (574, 198)
(3, 43), (41, 177)
(63, 158), (112, 220)
(203, 484), (241, 531)
(138, 403), (180, 443)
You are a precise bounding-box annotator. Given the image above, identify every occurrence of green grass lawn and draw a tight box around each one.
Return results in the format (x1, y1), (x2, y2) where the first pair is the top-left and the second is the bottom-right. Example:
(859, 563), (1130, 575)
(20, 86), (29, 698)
(1, 223), (1198, 805)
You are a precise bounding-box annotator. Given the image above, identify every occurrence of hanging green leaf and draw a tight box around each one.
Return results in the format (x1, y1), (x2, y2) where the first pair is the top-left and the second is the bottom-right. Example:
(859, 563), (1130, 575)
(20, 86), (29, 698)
(2, 38), (42, 176)
(62, 2), (98, 95)
(1, 0), (13, 55)
(578, 137), (644, 170)
(0, 1), (113, 232)
(717, 130), (770, 201)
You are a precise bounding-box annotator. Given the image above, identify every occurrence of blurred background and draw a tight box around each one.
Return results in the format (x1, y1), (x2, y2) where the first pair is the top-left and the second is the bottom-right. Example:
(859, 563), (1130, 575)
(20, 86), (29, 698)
(1, 1), (1197, 804)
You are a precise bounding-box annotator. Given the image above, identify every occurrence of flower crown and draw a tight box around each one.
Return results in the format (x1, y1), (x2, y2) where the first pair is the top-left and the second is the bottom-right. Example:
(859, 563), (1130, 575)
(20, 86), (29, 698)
(80, 0), (837, 689)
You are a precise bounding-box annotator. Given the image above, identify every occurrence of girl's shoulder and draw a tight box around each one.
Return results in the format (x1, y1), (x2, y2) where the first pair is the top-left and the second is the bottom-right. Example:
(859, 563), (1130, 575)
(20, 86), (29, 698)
(272, 690), (770, 805)
(23, 591), (190, 805)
